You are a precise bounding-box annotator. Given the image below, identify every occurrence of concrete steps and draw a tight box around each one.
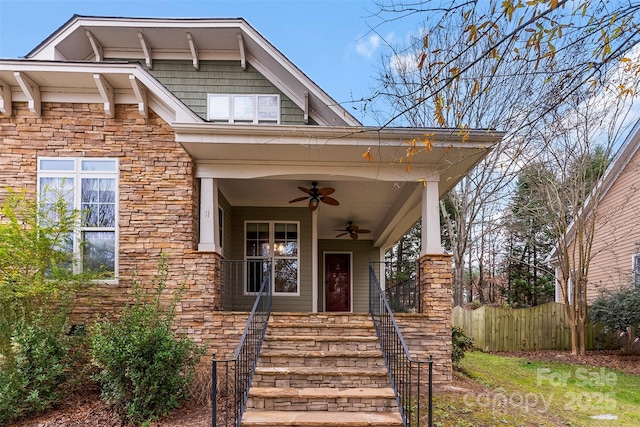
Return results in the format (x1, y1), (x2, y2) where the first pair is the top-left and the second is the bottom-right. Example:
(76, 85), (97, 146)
(241, 313), (402, 427)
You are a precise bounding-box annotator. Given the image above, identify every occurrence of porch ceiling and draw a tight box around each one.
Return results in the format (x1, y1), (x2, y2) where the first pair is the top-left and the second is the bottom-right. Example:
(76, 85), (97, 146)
(218, 177), (419, 245)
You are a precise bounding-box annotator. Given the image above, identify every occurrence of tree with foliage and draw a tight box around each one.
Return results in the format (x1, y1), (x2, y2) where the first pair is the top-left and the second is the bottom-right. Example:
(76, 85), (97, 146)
(504, 165), (556, 307)
(590, 286), (640, 353)
(373, 7), (569, 306)
(369, 0), (640, 129)
(522, 86), (633, 355)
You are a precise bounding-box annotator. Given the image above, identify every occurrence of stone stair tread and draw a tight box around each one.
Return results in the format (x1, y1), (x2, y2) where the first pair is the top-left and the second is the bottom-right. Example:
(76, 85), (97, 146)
(265, 335), (378, 342)
(241, 410), (403, 426)
(260, 349), (382, 357)
(255, 366), (388, 376)
(268, 322), (374, 328)
(249, 386), (396, 399)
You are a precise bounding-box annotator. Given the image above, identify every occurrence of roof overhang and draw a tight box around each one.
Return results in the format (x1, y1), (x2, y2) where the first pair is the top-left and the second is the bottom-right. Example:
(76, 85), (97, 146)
(0, 60), (201, 123)
(23, 15), (358, 127)
(174, 123), (504, 247)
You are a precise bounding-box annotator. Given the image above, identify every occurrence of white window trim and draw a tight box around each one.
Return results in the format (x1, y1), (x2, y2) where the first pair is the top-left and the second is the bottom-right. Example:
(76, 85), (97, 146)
(207, 94), (280, 124)
(244, 220), (300, 296)
(633, 254), (640, 288)
(37, 157), (119, 284)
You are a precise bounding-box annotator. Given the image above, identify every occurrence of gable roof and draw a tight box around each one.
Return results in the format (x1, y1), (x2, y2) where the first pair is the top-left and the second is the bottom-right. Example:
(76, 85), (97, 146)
(23, 15), (360, 127)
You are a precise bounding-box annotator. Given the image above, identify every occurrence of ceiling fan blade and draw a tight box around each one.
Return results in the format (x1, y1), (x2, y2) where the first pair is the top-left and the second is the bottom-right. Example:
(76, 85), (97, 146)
(298, 186), (313, 195)
(321, 196), (340, 206)
(289, 196), (309, 203)
(335, 232), (349, 238)
(351, 233), (359, 240)
(318, 187), (335, 196)
(357, 229), (371, 234)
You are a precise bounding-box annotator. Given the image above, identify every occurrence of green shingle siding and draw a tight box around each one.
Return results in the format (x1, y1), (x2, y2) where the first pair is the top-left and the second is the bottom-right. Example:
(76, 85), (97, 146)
(149, 60), (306, 124)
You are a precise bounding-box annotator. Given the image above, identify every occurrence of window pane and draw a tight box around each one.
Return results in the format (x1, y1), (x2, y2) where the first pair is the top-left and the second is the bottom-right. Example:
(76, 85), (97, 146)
(82, 178), (116, 227)
(82, 160), (116, 172)
(40, 177), (74, 223)
(246, 222), (270, 256)
(233, 96), (254, 121)
(40, 159), (75, 171)
(82, 231), (115, 275)
(257, 95), (278, 120)
(208, 95), (230, 120)
(275, 259), (297, 293)
(247, 259), (268, 293)
(274, 223), (297, 256)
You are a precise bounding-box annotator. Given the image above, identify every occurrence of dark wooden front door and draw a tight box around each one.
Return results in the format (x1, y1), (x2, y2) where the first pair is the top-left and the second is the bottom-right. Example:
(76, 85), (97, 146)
(325, 253), (351, 312)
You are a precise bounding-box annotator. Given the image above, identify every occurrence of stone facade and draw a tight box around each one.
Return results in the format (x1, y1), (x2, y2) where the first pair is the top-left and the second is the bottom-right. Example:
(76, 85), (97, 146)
(0, 102), (221, 341)
(396, 253), (453, 385)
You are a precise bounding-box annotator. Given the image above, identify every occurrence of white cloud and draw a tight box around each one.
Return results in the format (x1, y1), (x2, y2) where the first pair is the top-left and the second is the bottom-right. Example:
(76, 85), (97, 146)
(355, 34), (381, 59)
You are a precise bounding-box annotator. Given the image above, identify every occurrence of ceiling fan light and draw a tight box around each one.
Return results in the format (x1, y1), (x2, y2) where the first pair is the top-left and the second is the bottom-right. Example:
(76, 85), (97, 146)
(309, 197), (319, 210)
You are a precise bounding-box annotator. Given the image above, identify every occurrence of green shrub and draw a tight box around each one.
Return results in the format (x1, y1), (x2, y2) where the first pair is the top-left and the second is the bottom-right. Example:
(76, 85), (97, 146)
(90, 256), (204, 425)
(452, 326), (474, 365)
(0, 189), (93, 424)
(0, 311), (71, 425)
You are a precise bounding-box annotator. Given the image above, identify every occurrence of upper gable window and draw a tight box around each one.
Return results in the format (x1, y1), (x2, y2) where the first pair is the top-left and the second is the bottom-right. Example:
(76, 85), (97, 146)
(207, 94), (280, 124)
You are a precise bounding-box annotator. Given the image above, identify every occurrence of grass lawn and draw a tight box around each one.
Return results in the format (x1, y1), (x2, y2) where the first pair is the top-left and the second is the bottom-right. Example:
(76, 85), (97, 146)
(431, 351), (640, 426)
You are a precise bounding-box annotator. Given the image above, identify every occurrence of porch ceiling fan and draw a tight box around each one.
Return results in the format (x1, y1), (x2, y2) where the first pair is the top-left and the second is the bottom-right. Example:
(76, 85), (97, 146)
(289, 181), (339, 211)
(335, 221), (371, 240)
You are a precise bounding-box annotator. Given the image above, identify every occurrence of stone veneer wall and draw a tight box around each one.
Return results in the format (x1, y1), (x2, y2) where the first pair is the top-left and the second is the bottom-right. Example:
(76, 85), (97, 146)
(0, 102), (227, 354)
(395, 253), (453, 385)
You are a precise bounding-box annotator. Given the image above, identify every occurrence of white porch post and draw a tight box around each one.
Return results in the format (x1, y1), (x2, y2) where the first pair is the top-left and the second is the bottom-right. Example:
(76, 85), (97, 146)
(421, 178), (443, 256)
(379, 247), (386, 289)
(198, 177), (218, 252)
(311, 209), (318, 313)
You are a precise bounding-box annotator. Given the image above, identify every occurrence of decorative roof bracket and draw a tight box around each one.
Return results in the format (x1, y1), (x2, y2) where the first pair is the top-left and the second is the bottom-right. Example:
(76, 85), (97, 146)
(238, 33), (246, 71)
(13, 71), (40, 116)
(129, 75), (148, 118)
(304, 91), (309, 124)
(137, 31), (152, 69)
(85, 29), (103, 62)
(0, 80), (12, 116)
(186, 32), (199, 70)
(93, 74), (114, 117)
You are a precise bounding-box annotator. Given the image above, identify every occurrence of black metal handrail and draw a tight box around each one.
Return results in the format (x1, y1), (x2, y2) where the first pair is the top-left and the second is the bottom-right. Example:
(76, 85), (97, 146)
(369, 262), (432, 427)
(212, 260), (272, 427)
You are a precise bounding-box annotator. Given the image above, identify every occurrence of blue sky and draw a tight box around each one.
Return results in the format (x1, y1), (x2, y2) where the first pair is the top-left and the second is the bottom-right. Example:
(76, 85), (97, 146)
(0, 0), (420, 125)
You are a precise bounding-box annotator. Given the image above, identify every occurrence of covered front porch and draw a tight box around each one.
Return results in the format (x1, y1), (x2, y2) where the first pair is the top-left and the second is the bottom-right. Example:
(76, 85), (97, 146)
(175, 123), (501, 313)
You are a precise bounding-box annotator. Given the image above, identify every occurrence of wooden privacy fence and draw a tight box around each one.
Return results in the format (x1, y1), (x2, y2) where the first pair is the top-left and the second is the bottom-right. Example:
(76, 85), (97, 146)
(452, 302), (618, 352)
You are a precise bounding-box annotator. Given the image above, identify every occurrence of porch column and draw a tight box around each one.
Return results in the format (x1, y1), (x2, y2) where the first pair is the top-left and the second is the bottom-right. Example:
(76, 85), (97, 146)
(198, 177), (219, 252)
(418, 253), (453, 384)
(312, 209), (318, 313)
(420, 178), (443, 256)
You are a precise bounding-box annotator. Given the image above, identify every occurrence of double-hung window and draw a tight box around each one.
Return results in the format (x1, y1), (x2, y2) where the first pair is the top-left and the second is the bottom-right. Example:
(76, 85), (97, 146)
(207, 94), (280, 124)
(38, 158), (118, 278)
(633, 254), (640, 288)
(245, 221), (299, 295)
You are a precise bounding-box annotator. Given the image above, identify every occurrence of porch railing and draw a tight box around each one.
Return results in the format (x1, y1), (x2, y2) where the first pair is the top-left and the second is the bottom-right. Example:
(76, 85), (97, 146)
(219, 259), (271, 311)
(212, 260), (272, 427)
(369, 262), (432, 427)
(372, 260), (420, 313)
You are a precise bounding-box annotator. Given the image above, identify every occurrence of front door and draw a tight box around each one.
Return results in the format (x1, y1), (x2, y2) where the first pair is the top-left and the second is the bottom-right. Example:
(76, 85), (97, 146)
(324, 253), (351, 312)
